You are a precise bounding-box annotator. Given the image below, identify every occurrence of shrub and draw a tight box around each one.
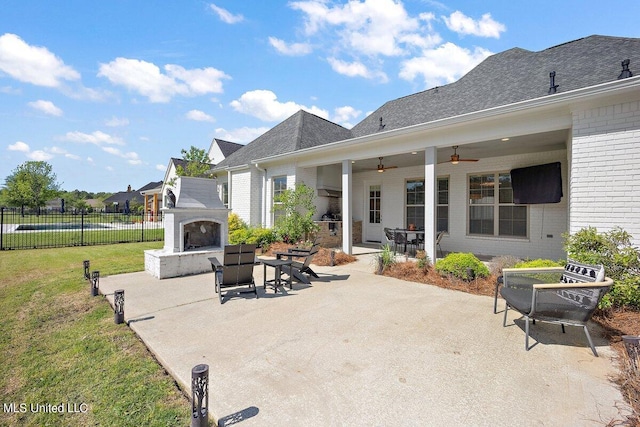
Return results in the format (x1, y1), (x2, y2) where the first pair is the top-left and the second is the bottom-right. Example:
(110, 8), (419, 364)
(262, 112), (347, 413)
(273, 183), (319, 243)
(415, 250), (431, 270)
(564, 226), (640, 309)
(374, 244), (396, 274)
(435, 252), (490, 280)
(228, 213), (247, 233)
(514, 259), (565, 268)
(229, 226), (276, 250)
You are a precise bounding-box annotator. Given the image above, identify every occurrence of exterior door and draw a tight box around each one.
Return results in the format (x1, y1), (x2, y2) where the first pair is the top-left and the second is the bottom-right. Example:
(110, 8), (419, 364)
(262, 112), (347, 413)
(365, 183), (382, 242)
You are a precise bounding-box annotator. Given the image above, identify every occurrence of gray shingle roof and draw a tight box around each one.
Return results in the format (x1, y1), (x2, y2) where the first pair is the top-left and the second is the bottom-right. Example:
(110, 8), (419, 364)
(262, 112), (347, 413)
(213, 138), (243, 158)
(351, 35), (640, 137)
(214, 110), (353, 169)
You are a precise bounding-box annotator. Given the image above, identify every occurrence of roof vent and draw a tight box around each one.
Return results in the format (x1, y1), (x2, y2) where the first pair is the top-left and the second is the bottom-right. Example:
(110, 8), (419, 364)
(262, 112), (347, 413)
(618, 59), (633, 79)
(378, 117), (386, 131)
(548, 71), (559, 94)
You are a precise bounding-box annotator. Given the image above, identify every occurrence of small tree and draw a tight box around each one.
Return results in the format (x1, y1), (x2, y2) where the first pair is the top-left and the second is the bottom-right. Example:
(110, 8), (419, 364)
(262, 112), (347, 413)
(3, 161), (61, 212)
(273, 183), (319, 243)
(176, 146), (213, 178)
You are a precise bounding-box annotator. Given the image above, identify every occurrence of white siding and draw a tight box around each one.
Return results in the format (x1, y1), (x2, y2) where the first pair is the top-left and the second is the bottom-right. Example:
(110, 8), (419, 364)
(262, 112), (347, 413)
(571, 100), (640, 246)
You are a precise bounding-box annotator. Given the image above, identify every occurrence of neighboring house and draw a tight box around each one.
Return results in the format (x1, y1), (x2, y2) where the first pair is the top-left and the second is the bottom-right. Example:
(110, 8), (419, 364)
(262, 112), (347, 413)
(204, 35), (639, 262)
(161, 138), (241, 209)
(103, 185), (146, 213)
(138, 181), (163, 221)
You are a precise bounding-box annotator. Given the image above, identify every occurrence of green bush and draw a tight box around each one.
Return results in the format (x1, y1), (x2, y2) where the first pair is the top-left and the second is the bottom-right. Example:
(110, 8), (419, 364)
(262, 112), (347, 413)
(564, 226), (640, 309)
(273, 183), (319, 243)
(228, 212), (247, 233)
(229, 226), (276, 250)
(514, 259), (565, 268)
(435, 252), (490, 280)
(374, 243), (396, 274)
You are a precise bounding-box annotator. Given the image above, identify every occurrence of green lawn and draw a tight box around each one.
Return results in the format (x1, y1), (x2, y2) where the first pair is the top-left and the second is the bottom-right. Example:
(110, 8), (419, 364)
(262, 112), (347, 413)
(0, 243), (192, 426)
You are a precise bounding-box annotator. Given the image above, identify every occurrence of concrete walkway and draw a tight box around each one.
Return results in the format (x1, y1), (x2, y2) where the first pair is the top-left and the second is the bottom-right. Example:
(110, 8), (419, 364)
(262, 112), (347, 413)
(100, 255), (630, 426)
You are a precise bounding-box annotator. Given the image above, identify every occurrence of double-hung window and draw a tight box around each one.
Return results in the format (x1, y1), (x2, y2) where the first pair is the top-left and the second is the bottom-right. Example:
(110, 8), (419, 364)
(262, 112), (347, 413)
(221, 182), (229, 208)
(468, 172), (527, 237)
(404, 177), (449, 231)
(272, 176), (287, 224)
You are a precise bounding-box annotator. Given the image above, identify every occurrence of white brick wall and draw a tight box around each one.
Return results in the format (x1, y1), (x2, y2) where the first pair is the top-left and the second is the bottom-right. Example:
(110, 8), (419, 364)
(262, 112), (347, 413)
(265, 164), (296, 228)
(571, 100), (640, 245)
(230, 169), (252, 224)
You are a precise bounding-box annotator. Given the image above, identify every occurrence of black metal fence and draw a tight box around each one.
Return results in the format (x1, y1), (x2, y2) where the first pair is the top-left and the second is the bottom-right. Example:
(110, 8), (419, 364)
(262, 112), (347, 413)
(0, 207), (164, 250)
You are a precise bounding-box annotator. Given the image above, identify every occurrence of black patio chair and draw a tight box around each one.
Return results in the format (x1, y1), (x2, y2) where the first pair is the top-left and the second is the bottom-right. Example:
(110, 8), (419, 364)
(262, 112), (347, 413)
(498, 260), (613, 356)
(275, 245), (320, 285)
(209, 244), (258, 304)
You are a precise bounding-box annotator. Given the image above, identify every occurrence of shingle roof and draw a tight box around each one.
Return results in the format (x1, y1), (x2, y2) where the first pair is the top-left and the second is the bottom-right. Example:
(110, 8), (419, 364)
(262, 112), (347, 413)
(213, 138), (243, 158)
(351, 35), (640, 137)
(138, 181), (162, 192)
(214, 110), (353, 169)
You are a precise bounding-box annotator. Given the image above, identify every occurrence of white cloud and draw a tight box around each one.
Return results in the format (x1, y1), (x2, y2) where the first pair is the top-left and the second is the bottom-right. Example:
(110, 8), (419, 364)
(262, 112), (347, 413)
(28, 99), (63, 116)
(0, 33), (80, 87)
(98, 58), (230, 103)
(105, 116), (129, 127)
(214, 126), (270, 144)
(443, 11), (506, 38)
(186, 109), (215, 122)
(27, 150), (54, 161)
(49, 146), (67, 154)
(290, 0), (436, 56)
(230, 89), (328, 122)
(332, 105), (361, 127)
(65, 153), (81, 160)
(268, 37), (313, 56)
(209, 3), (244, 24)
(102, 146), (141, 164)
(327, 57), (388, 82)
(156, 164), (167, 172)
(8, 141), (30, 152)
(59, 130), (125, 146)
(7, 140), (55, 161)
(399, 42), (492, 87)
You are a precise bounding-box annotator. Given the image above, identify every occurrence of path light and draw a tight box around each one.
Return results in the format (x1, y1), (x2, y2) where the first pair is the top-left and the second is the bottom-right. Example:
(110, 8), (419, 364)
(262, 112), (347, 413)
(191, 364), (209, 427)
(91, 271), (100, 296)
(83, 260), (90, 280)
(114, 289), (124, 324)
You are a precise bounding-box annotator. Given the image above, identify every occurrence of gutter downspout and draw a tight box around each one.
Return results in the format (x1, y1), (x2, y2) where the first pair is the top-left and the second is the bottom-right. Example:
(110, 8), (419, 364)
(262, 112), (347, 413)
(226, 170), (232, 210)
(255, 164), (267, 228)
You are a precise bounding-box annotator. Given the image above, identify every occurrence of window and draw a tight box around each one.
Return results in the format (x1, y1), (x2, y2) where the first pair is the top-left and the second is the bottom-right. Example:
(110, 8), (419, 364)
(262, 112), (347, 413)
(221, 182), (229, 208)
(369, 185), (381, 224)
(468, 173), (527, 237)
(272, 176), (287, 224)
(406, 179), (424, 228)
(437, 177), (449, 232)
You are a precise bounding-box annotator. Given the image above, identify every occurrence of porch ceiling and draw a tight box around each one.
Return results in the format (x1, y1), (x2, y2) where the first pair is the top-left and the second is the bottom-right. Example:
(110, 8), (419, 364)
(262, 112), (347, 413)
(350, 129), (568, 172)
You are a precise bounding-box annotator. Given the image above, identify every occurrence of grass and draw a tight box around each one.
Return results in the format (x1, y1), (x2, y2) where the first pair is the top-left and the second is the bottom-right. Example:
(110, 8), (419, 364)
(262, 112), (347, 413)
(0, 242), (191, 426)
(1, 229), (164, 250)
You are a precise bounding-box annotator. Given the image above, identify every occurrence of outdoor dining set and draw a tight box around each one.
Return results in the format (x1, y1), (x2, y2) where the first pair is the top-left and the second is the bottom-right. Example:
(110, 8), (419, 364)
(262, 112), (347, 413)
(208, 242), (320, 304)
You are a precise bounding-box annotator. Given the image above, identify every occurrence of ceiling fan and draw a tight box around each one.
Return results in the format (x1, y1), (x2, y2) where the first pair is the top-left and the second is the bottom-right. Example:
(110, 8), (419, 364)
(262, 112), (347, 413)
(370, 156), (398, 173)
(439, 146), (479, 164)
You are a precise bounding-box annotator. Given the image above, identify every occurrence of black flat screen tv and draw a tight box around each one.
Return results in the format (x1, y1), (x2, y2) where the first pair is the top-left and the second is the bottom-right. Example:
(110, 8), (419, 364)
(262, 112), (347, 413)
(510, 162), (563, 204)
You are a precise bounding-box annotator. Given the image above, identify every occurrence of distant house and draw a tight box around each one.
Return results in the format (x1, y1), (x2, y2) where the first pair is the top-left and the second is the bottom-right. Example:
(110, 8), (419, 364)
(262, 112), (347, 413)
(139, 181), (163, 221)
(161, 138), (242, 210)
(200, 35), (640, 262)
(103, 185), (146, 213)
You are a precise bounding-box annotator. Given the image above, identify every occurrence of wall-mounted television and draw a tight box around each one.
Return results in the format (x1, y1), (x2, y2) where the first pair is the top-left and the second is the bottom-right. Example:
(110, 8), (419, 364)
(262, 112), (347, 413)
(510, 162), (563, 204)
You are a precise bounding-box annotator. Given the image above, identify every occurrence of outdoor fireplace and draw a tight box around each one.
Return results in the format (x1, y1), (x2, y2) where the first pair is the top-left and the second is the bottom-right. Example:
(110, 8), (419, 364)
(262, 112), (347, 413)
(145, 176), (228, 279)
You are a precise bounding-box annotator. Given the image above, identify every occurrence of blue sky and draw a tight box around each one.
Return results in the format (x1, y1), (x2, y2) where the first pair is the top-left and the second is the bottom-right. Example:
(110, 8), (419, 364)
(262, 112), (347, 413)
(1, 1), (639, 193)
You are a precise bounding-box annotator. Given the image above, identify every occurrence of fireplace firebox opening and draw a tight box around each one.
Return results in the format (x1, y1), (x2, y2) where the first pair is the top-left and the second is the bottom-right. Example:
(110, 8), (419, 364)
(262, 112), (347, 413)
(183, 221), (221, 251)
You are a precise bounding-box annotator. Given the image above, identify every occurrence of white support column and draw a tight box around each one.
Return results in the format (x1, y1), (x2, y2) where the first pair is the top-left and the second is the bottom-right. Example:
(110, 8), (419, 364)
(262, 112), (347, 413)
(342, 159), (353, 255)
(424, 147), (437, 263)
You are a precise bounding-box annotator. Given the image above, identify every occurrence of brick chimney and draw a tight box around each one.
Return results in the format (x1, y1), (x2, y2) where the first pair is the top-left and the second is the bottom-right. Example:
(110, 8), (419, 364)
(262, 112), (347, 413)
(127, 185), (131, 192)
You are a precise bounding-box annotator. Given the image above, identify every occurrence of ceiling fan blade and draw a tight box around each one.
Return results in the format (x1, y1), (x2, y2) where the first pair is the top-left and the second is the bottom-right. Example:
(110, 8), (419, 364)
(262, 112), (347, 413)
(458, 159), (479, 162)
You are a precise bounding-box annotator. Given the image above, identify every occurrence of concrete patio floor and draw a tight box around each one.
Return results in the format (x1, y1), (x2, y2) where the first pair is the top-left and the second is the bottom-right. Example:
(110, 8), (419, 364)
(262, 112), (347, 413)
(100, 254), (630, 426)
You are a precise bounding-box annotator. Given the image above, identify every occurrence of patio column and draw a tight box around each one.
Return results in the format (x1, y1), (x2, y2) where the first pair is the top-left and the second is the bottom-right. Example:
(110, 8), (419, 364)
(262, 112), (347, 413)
(153, 193), (158, 221)
(342, 159), (353, 255)
(424, 147), (437, 262)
